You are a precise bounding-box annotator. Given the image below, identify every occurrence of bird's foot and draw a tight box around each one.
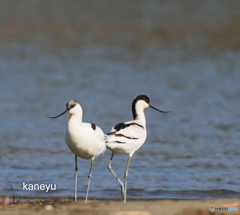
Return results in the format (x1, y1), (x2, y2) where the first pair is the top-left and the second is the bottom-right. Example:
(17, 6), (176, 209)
(120, 184), (125, 200)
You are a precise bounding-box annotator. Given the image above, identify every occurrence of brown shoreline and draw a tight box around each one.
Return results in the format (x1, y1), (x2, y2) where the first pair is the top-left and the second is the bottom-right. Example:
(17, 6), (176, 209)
(0, 197), (239, 215)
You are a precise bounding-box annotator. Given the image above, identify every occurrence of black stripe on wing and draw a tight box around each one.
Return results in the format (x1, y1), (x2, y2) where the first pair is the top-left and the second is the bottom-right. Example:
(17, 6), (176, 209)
(106, 140), (126, 144)
(115, 133), (138, 139)
(112, 122), (144, 131)
(107, 122), (143, 140)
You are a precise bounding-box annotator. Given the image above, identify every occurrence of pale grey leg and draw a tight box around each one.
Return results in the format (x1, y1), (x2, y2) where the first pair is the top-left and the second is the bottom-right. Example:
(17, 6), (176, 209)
(74, 155), (78, 202)
(124, 155), (132, 203)
(86, 158), (94, 203)
(108, 153), (125, 199)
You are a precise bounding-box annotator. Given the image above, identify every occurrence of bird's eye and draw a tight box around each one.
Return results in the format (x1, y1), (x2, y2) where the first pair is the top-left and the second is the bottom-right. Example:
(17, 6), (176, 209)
(70, 104), (75, 109)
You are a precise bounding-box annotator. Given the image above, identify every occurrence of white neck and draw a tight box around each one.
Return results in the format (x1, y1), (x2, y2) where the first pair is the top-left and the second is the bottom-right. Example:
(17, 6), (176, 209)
(69, 113), (83, 122)
(135, 107), (146, 126)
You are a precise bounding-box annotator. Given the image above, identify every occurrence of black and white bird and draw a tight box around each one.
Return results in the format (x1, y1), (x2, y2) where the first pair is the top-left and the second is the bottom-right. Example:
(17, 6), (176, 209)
(105, 95), (169, 202)
(47, 100), (106, 202)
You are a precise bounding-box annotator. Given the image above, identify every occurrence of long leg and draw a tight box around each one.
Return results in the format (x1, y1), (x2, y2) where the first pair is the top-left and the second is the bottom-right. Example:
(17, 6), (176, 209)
(108, 153), (125, 199)
(124, 155), (132, 203)
(74, 155), (78, 202)
(86, 158), (94, 203)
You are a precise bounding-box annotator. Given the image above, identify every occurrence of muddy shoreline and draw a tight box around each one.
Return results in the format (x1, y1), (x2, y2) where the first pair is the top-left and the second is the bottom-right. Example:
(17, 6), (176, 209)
(0, 197), (239, 215)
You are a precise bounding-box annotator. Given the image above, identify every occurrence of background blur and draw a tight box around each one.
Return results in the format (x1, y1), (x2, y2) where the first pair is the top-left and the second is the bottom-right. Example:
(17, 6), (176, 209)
(0, 0), (240, 199)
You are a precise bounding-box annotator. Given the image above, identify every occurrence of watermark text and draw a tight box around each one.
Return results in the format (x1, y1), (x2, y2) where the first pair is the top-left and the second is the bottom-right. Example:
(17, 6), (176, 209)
(210, 206), (238, 212)
(23, 182), (56, 192)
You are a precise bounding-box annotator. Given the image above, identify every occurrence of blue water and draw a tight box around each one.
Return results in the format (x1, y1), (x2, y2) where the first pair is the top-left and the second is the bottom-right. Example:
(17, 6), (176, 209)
(0, 0), (240, 200)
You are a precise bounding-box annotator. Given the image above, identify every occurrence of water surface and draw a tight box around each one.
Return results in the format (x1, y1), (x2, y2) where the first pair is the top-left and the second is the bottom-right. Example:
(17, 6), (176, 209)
(0, 0), (240, 200)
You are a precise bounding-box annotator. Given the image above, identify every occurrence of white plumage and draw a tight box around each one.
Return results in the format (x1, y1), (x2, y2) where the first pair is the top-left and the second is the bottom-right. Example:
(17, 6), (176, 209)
(106, 121), (146, 155)
(47, 100), (106, 202)
(105, 95), (169, 202)
(66, 117), (106, 159)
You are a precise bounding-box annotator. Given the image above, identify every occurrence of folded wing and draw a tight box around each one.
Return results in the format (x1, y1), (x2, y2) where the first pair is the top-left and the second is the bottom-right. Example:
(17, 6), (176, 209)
(106, 122), (144, 143)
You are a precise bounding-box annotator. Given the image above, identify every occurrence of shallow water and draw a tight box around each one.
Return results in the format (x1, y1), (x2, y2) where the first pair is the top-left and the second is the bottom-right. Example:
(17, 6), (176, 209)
(0, 1), (240, 200)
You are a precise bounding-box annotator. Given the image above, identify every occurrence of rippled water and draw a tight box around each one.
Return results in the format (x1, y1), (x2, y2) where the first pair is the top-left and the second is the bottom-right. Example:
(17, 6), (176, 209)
(0, 1), (240, 200)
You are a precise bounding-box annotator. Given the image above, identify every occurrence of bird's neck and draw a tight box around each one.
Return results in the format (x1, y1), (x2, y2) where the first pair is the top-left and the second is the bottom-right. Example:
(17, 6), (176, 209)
(68, 114), (83, 123)
(134, 108), (146, 127)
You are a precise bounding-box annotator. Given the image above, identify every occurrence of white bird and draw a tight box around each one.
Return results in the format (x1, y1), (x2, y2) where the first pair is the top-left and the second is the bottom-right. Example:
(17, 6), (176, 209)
(105, 95), (169, 202)
(47, 100), (106, 202)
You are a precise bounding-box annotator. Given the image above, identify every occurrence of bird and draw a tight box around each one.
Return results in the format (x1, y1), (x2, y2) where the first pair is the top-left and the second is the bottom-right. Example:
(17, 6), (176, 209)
(105, 95), (169, 202)
(47, 100), (106, 203)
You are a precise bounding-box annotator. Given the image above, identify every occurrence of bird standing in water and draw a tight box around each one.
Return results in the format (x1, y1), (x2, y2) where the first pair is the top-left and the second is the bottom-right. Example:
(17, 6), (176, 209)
(105, 95), (169, 202)
(47, 100), (106, 202)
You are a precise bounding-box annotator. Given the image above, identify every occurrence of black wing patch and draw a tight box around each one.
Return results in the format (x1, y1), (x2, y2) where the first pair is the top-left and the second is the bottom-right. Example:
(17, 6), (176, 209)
(106, 140), (126, 144)
(91, 123), (96, 130)
(113, 122), (144, 131)
(107, 122), (144, 140)
(115, 133), (138, 139)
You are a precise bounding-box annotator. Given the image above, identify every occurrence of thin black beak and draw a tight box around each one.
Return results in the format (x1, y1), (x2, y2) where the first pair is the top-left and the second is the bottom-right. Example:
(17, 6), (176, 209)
(149, 105), (170, 113)
(46, 110), (68, 119)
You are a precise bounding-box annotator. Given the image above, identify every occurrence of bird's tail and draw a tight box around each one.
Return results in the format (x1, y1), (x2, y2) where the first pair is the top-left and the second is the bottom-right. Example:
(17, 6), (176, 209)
(104, 134), (109, 141)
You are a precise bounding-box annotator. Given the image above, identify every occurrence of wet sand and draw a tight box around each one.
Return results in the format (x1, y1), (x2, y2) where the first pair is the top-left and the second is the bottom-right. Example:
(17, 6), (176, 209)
(0, 197), (239, 215)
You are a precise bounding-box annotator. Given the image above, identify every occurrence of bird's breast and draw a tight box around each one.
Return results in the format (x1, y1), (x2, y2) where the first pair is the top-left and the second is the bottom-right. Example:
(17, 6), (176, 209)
(65, 121), (105, 159)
